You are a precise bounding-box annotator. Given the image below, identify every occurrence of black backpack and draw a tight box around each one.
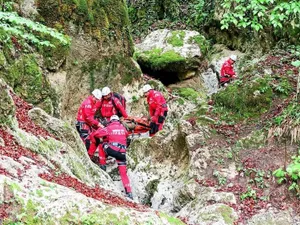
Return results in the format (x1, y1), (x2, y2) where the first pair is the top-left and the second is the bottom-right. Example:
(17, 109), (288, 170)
(111, 92), (127, 117)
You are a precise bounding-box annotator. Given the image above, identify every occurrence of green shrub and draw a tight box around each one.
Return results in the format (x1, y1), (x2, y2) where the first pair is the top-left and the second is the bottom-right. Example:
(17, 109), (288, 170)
(220, 0), (300, 40)
(274, 155), (300, 196)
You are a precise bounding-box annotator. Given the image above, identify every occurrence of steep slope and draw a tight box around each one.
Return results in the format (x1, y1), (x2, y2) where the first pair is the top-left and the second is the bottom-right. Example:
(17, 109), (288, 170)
(126, 47), (300, 225)
(0, 78), (186, 224)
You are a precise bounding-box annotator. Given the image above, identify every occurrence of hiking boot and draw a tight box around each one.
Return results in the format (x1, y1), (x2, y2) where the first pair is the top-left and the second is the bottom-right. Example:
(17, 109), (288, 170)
(99, 165), (106, 171)
(126, 192), (133, 200)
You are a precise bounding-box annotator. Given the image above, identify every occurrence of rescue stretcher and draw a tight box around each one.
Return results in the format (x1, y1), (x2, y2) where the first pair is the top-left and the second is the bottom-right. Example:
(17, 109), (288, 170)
(122, 116), (151, 140)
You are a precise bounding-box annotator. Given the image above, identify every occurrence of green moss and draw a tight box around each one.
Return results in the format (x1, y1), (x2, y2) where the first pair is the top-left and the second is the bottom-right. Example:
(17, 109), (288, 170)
(37, 0), (133, 52)
(80, 211), (130, 225)
(167, 31), (185, 47)
(213, 76), (273, 121)
(82, 55), (141, 88)
(9, 183), (22, 192)
(189, 35), (210, 56)
(39, 37), (70, 70)
(144, 179), (159, 206)
(3, 54), (56, 107)
(3, 198), (45, 225)
(175, 87), (200, 103)
(158, 212), (187, 225)
(0, 80), (15, 126)
(0, 50), (6, 68)
(177, 98), (185, 105)
(37, 97), (54, 115)
(217, 205), (235, 224)
(135, 48), (185, 71)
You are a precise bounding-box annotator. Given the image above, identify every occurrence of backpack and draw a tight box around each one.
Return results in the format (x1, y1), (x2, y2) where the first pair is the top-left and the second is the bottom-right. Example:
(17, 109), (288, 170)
(111, 92), (126, 117)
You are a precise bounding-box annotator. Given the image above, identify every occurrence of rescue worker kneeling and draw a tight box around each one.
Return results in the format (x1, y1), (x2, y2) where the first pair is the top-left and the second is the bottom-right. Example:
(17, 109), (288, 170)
(88, 115), (133, 200)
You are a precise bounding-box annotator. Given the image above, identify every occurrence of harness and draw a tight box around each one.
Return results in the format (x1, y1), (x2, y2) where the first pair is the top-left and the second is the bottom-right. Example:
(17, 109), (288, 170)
(110, 142), (126, 149)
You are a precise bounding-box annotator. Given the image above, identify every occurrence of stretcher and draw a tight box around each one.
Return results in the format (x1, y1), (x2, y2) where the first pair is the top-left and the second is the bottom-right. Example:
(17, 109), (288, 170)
(123, 116), (151, 139)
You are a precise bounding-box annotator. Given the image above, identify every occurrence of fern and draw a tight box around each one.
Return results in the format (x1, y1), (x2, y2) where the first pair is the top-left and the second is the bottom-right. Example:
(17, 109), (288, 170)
(0, 12), (70, 48)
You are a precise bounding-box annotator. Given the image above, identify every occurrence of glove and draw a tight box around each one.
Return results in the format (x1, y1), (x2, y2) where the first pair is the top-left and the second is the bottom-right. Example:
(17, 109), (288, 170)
(150, 122), (159, 135)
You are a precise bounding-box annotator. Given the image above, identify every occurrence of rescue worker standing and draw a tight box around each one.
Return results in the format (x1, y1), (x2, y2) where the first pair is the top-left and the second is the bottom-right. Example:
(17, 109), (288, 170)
(88, 115), (133, 199)
(220, 55), (237, 87)
(76, 89), (103, 150)
(142, 84), (168, 136)
(100, 87), (128, 121)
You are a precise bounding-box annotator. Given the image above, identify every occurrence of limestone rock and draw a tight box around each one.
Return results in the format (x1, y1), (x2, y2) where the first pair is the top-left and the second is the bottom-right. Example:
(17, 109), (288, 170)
(135, 29), (208, 83)
(0, 174), (185, 224)
(177, 203), (238, 225)
(189, 146), (211, 179)
(20, 0), (38, 18)
(0, 78), (15, 126)
(173, 179), (236, 213)
(28, 107), (82, 152)
(246, 209), (295, 225)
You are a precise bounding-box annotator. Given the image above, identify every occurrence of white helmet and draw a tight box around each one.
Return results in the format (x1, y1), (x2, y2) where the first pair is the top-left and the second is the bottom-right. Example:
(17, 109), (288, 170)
(142, 84), (152, 93)
(230, 55), (237, 61)
(110, 115), (119, 121)
(102, 87), (111, 96)
(92, 89), (102, 100)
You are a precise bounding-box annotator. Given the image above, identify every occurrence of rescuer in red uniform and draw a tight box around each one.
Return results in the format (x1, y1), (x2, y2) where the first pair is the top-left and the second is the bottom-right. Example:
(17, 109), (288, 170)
(76, 89), (103, 150)
(88, 115), (133, 199)
(142, 84), (168, 136)
(220, 55), (237, 87)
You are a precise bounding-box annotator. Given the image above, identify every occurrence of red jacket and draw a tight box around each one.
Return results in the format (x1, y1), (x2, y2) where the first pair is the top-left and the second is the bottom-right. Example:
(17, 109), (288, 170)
(147, 90), (168, 122)
(76, 95), (100, 127)
(220, 59), (236, 83)
(91, 121), (128, 146)
(100, 97), (128, 120)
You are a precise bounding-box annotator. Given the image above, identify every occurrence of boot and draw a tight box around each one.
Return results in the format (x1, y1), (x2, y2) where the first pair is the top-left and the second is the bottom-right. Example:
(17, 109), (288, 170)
(126, 192), (133, 200)
(99, 165), (106, 171)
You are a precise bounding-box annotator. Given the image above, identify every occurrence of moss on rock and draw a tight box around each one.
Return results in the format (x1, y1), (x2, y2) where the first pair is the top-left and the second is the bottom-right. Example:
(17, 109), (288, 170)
(0, 50), (7, 68)
(37, 0), (134, 53)
(213, 76), (273, 120)
(175, 87), (201, 103)
(217, 205), (235, 224)
(144, 179), (159, 205)
(189, 35), (210, 56)
(1, 54), (57, 112)
(158, 212), (187, 225)
(82, 55), (141, 90)
(0, 79), (15, 126)
(167, 31), (186, 47)
(135, 48), (185, 71)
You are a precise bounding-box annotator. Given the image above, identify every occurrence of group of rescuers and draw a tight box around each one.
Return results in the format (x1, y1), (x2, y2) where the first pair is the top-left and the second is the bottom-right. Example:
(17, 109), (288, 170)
(76, 84), (168, 199)
(75, 55), (236, 200)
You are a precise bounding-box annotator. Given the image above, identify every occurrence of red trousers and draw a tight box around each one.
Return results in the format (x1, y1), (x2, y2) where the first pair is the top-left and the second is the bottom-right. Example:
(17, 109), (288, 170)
(88, 143), (131, 193)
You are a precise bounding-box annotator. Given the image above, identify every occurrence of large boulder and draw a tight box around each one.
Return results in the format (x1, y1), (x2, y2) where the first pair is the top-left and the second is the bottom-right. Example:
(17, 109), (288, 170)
(135, 29), (209, 85)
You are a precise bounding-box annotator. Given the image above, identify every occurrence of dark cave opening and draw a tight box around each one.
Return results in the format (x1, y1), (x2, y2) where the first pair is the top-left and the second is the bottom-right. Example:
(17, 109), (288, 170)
(140, 66), (181, 86)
